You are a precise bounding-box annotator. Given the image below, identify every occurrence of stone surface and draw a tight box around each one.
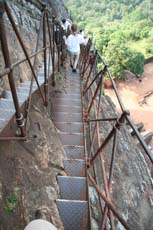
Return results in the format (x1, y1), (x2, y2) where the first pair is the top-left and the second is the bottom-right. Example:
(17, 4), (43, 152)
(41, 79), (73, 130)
(0, 89), (65, 229)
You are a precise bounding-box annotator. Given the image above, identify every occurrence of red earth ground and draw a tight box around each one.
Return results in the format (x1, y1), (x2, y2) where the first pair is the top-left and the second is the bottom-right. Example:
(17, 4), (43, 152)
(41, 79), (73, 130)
(105, 63), (153, 133)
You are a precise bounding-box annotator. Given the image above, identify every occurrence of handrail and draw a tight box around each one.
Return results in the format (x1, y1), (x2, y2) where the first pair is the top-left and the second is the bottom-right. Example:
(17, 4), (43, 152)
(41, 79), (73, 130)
(97, 51), (126, 113)
(0, 47), (48, 79)
(81, 36), (153, 230)
(97, 51), (153, 164)
(0, 1), (63, 139)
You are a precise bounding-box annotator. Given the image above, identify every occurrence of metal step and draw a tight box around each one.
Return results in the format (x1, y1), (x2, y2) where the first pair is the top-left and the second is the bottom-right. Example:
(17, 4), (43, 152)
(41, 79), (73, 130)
(51, 104), (81, 113)
(56, 199), (88, 230)
(5, 91), (28, 101)
(0, 109), (14, 120)
(52, 112), (82, 123)
(0, 118), (7, 129)
(21, 79), (44, 87)
(52, 93), (81, 100)
(51, 97), (81, 107)
(65, 81), (80, 87)
(64, 145), (84, 159)
(18, 86), (37, 94)
(55, 122), (83, 133)
(0, 98), (15, 111)
(64, 159), (85, 177)
(59, 133), (84, 146)
(57, 176), (87, 200)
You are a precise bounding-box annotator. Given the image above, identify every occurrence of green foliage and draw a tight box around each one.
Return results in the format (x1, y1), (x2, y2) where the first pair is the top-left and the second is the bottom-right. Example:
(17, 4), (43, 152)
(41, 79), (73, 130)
(65, 0), (153, 79)
(104, 39), (144, 79)
(5, 192), (18, 215)
(55, 72), (62, 81)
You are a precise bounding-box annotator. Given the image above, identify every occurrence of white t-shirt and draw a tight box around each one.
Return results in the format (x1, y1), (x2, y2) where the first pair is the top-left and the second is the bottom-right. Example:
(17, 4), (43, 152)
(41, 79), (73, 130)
(61, 20), (71, 32)
(66, 34), (85, 53)
(24, 219), (57, 230)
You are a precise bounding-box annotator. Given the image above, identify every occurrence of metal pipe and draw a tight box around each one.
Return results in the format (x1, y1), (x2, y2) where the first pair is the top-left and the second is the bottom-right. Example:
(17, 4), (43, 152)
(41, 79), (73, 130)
(83, 51), (97, 91)
(51, 16), (55, 86)
(101, 131), (117, 229)
(0, 47), (48, 79)
(5, 2), (46, 104)
(0, 2), (25, 137)
(88, 79), (115, 227)
(86, 118), (117, 122)
(88, 173), (131, 230)
(126, 115), (153, 164)
(87, 74), (103, 115)
(25, 10), (45, 127)
(43, 10), (48, 106)
(90, 111), (129, 166)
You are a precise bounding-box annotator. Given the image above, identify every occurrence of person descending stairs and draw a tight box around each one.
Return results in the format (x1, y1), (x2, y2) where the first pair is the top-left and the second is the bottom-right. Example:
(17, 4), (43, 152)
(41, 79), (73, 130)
(51, 67), (89, 230)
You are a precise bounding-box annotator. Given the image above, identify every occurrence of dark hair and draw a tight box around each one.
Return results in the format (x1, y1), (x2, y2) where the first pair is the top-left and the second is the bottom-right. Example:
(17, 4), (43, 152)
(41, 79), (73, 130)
(62, 19), (66, 23)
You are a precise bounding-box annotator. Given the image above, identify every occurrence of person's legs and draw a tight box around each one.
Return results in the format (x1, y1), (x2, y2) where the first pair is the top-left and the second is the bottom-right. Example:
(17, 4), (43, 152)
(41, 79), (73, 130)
(73, 53), (79, 70)
(69, 52), (74, 68)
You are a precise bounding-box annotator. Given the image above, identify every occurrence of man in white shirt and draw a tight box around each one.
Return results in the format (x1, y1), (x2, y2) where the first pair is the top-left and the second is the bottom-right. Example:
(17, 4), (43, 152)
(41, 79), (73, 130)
(61, 19), (71, 33)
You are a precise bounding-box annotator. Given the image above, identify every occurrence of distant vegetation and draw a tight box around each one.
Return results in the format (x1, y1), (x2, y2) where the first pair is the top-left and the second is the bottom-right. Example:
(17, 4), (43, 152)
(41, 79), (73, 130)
(64, 0), (153, 79)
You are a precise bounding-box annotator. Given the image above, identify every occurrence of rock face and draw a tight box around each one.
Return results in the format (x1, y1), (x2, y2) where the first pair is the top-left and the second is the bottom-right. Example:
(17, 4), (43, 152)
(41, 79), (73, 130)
(0, 0), (69, 97)
(89, 95), (153, 230)
(0, 0), (42, 96)
(0, 89), (65, 230)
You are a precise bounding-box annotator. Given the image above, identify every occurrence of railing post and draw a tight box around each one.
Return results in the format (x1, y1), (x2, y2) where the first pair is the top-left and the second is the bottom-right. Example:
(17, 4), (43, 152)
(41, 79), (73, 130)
(4, 2), (45, 104)
(43, 8), (48, 106)
(0, 2), (25, 137)
(83, 50), (97, 91)
(89, 110), (130, 166)
(52, 16), (55, 86)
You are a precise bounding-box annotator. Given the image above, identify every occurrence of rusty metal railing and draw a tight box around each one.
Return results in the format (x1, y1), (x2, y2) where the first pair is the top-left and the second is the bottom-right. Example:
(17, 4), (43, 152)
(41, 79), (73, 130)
(81, 38), (153, 230)
(0, 1), (63, 140)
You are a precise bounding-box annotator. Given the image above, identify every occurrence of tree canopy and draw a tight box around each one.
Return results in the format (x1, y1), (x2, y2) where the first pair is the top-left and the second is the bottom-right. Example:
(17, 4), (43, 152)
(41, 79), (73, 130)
(64, 0), (153, 79)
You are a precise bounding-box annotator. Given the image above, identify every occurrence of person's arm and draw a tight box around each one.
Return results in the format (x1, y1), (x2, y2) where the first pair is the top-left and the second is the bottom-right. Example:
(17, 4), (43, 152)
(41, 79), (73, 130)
(63, 35), (67, 48)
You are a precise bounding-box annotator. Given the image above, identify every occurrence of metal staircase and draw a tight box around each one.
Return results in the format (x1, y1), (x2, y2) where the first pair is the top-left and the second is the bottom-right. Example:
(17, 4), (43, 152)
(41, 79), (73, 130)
(51, 70), (89, 230)
(0, 65), (51, 132)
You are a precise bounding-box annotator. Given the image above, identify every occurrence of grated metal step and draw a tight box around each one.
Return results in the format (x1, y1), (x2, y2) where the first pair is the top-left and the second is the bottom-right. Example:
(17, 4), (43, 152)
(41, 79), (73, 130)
(0, 110), (14, 120)
(55, 122), (83, 133)
(64, 159), (85, 177)
(57, 176), (87, 200)
(51, 97), (81, 107)
(52, 104), (81, 113)
(0, 98), (15, 111)
(0, 118), (7, 129)
(64, 145), (84, 159)
(18, 86), (37, 94)
(52, 93), (81, 100)
(59, 133), (84, 146)
(52, 112), (82, 123)
(56, 199), (88, 230)
(5, 91), (28, 101)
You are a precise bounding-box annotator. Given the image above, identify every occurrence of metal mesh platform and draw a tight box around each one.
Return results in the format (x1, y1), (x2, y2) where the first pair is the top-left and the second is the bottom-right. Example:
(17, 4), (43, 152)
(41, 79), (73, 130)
(64, 146), (84, 159)
(59, 133), (84, 146)
(52, 112), (82, 123)
(64, 159), (85, 177)
(51, 97), (81, 106)
(56, 200), (88, 230)
(55, 122), (83, 133)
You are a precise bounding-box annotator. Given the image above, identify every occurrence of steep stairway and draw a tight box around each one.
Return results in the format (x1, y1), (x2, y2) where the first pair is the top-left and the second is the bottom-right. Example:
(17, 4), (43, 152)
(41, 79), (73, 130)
(51, 69), (89, 230)
(0, 65), (51, 132)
